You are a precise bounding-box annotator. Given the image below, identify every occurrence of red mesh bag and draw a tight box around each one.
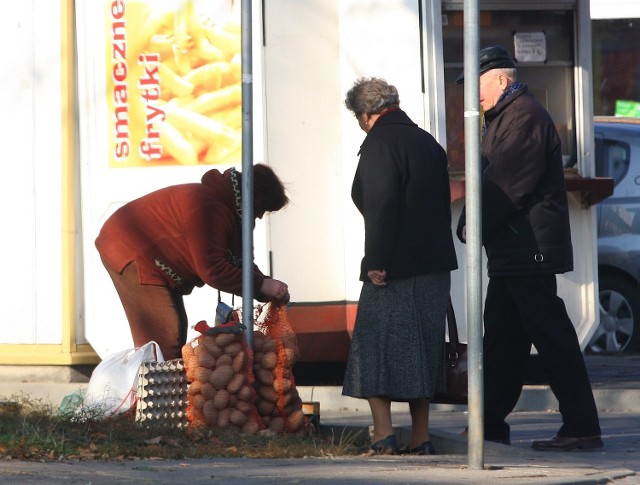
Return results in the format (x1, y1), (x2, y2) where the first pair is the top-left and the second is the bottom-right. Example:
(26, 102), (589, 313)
(253, 304), (309, 435)
(182, 317), (263, 433)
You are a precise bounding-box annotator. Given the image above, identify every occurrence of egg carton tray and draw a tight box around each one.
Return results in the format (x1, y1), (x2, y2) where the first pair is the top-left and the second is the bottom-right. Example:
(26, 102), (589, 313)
(136, 358), (189, 427)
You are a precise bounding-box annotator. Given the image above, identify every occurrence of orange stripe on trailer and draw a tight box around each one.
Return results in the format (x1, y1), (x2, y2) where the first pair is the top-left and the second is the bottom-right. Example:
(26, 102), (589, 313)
(286, 302), (358, 362)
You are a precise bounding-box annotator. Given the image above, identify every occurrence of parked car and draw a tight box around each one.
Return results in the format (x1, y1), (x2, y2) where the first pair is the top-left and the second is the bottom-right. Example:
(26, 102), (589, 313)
(592, 116), (640, 353)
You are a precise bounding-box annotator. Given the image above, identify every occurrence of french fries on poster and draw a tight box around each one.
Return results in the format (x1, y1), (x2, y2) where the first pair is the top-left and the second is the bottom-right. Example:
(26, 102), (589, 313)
(107, 0), (241, 168)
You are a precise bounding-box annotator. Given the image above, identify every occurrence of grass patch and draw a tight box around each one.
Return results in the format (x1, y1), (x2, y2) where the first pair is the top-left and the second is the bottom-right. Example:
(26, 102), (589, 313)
(0, 394), (366, 462)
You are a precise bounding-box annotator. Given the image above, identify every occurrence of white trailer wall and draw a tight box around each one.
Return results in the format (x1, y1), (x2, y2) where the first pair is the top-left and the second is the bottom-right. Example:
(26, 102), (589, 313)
(1, 0), (64, 345)
(263, 0), (431, 304)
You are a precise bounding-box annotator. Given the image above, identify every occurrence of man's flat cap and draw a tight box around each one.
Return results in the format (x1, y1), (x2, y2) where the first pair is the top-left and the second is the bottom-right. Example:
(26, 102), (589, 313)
(456, 45), (516, 84)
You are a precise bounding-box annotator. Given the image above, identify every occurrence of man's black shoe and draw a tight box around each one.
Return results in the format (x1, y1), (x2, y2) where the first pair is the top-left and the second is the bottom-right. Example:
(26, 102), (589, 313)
(532, 435), (603, 451)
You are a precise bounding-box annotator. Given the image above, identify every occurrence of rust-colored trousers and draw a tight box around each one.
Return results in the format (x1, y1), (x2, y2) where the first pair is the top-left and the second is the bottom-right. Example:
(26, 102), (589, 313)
(102, 259), (188, 360)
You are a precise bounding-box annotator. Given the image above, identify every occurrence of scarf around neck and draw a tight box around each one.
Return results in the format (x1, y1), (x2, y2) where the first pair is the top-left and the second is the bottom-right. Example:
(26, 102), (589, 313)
(482, 81), (526, 137)
(229, 167), (242, 221)
(498, 81), (526, 105)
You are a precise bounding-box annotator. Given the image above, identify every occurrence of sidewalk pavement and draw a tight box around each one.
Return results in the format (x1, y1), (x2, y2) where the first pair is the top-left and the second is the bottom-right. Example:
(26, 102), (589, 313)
(0, 409), (637, 484)
(0, 353), (639, 484)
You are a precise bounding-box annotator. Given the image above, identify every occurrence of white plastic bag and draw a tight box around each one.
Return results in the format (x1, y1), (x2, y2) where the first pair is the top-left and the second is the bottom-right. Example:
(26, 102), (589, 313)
(82, 341), (163, 416)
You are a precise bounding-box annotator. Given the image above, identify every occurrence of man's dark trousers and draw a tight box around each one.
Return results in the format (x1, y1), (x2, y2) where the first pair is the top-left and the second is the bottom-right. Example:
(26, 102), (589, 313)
(482, 275), (601, 441)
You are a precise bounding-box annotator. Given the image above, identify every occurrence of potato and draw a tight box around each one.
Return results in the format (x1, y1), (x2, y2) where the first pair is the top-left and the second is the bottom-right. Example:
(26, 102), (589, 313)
(257, 399), (275, 416)
(226, 373), (244, 394)
(289, 395), (303, 408)
(200, 382), (217, 400)
(189, 393), (205, 411)
(187, 380), (202, 395)
(194, 345), (216, 368)
(194, 366), (212, 383)
(257, 385), (278, 403)
(210, 364), (234, 389)
(181, 341), (195, 360)
(252, 331), (265, 351)
(238, 384), (256, 402)
(185, 362), (197, 382)
(261, 351), (277, 370)
(237, 384), (254, 402)
(282, 348), (298, 367)
(232, 351), (246, 373)
(255, 368), (274, 386)
(216, 354), (233, 367)
(202, 399), (218, 426)
(269, 416), (285, 433)
(229, 409), (248, 426)
(236, 400), (255, 414)
(212, 389), (230, 410)
(187, 406), (206, 427)
(263, 337), (277, 353)
(214, 333), (238, 347)
(285, 409), (305, 432)
(202, 337), (224, 357)
(241, 418), (261, 435)
(224, 342), (243, 357)
(217, 408), (230, 429)
(273, 377), (292, 393)
(281, 390), (298, 407)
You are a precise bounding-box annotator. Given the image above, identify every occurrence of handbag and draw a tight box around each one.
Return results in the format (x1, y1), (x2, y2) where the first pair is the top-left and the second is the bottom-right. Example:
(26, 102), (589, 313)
(432, 298), (468, 405)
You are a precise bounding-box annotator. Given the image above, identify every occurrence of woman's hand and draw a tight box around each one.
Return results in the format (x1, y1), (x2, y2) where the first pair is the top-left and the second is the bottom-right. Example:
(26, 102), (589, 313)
(367, 269), (387, 286)
(260, 278), (290, 305)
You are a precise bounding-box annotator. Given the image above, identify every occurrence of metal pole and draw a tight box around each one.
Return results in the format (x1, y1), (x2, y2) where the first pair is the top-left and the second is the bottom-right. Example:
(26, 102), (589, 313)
(463, 0), (484, 470)
(241, 0), (254, 347)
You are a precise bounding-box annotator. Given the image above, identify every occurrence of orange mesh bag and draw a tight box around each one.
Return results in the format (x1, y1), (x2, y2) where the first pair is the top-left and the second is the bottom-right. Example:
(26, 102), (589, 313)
(254, 304), (309, 435)
(182, 318), (263, 433)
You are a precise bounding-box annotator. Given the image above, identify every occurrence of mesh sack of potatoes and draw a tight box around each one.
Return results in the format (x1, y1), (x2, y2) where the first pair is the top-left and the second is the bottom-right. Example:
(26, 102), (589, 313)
(253, 304), (310, 435)
(182, 329), (262, 434)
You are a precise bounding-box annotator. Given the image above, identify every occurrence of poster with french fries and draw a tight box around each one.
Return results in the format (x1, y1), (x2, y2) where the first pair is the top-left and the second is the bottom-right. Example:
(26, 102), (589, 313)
(106, 0), (241, 168)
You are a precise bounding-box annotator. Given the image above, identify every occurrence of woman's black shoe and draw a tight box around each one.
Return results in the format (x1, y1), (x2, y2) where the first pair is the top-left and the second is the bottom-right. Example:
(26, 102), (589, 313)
(399, 441), (436, 455)
(366, 434), (398, 455)
(409, 441), (436, 455)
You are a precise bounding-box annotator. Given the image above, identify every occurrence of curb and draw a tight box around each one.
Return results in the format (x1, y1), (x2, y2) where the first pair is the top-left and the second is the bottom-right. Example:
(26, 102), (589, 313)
(296, 385), (640, 414)
(3, 383), (640, 415)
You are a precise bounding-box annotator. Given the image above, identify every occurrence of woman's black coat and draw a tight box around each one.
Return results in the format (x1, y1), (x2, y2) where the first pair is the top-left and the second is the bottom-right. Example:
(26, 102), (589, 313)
(352, 109), (458, 281)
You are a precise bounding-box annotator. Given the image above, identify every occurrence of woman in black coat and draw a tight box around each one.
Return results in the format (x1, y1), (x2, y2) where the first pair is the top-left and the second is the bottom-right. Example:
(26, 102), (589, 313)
(342, 77), (458, 455)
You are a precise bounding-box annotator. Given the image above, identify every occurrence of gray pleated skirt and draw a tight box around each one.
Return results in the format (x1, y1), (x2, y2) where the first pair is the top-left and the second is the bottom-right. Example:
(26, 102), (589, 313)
(342, 271), (450, 401)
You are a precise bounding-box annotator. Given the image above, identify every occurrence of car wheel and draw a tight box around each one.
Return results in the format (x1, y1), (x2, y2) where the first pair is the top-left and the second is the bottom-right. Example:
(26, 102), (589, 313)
(589, 275), (640, 353)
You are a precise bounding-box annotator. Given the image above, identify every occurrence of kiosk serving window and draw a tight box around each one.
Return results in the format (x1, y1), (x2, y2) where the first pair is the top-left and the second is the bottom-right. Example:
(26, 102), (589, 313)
(441, 6), (577, 172)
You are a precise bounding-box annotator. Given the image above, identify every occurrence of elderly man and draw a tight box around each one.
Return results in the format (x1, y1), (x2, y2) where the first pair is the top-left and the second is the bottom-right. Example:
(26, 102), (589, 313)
(456, 45), (602, 451)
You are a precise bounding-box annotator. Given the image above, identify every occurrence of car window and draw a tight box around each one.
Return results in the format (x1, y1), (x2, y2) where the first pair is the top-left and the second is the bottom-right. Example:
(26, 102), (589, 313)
(596, 131), (637, 237)
(599, 203), (640, 236)
(595, 137), (631, 187)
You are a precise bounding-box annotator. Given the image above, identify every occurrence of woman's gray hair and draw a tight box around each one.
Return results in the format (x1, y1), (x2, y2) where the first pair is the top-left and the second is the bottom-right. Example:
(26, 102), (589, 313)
(344, 77), (400, 117)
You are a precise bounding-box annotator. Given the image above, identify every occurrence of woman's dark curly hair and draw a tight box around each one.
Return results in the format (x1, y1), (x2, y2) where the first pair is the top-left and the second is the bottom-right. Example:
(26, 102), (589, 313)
(252, 164), (289, 213)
